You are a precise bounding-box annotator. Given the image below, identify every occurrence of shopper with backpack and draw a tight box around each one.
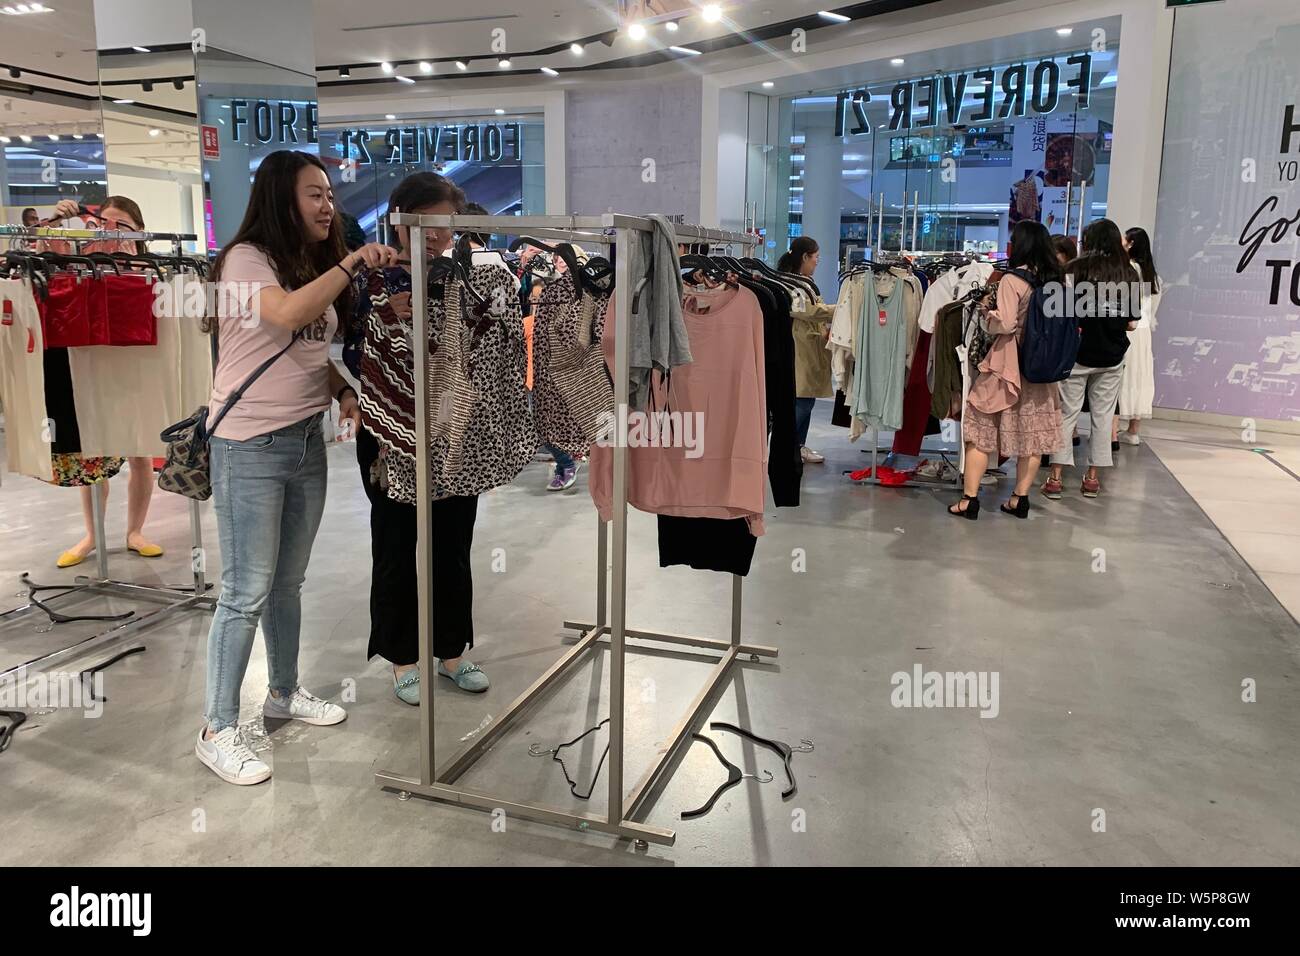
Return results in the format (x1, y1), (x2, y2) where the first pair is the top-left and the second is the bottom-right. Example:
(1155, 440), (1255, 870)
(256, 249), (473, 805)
(948, 221), (1063, 520)
(1042, 219), (1141, 500)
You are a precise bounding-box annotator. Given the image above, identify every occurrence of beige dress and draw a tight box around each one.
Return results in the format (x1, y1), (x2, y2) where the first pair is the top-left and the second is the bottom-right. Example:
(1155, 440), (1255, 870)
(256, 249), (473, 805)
(963, 273), (1062, 458)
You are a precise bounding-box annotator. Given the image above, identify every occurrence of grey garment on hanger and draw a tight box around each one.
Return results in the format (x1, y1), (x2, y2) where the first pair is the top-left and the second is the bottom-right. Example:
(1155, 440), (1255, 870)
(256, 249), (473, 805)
(626, 214), (691, 409)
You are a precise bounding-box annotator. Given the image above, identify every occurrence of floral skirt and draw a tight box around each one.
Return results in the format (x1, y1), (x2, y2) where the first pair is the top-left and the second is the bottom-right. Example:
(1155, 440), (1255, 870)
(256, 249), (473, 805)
(46, 453), (125, 488)
(964, 381), (1062, 458)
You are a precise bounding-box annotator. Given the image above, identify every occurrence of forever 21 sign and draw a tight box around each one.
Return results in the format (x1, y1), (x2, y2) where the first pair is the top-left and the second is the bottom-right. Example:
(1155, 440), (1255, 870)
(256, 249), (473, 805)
(336, 124), (524, 166)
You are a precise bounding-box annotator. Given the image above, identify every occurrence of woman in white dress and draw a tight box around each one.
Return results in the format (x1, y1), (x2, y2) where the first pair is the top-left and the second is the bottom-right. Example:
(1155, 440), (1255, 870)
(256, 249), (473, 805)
(1114, 227), (1161, 445)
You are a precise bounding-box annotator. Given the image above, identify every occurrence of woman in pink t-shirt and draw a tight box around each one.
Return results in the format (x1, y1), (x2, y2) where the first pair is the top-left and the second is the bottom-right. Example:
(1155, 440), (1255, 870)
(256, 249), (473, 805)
(196, 150), (398, 786)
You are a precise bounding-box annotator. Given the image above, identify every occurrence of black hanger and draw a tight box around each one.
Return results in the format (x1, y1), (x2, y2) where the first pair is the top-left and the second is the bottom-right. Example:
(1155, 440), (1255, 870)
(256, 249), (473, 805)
(681, 733), (773, 820)
(508, 235), (581, 279)
(528, 718), (610, 800)
(709, 721), (813, 800)
(578, 255), (614, 296)
(84, 252), (122, 275)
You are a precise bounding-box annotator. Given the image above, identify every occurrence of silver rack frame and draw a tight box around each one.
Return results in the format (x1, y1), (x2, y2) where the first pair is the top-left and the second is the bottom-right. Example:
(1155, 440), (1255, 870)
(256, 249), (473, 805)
(0, 227), (216, 680)
(374, 213), (777, 846)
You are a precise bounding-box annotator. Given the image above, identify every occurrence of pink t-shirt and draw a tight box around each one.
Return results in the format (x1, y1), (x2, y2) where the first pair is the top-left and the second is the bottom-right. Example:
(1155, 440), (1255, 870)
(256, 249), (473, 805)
(208, 243), (337, 441)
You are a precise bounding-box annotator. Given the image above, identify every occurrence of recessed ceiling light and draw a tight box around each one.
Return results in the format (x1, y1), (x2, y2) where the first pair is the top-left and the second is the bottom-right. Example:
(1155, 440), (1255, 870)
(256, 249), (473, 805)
(702, 4), (722, 22)
(495, 108), (505, 115)
(96, 132), (103, 138)
(72, 133), (82, 139)
(890, 57), (905, 65)
(395, 74), (415, 84)
(762, 81), (774, 88)
(385, 113), (395, 120)
(628, 22), (646, 40)
(498, 58), (511, 68)
(541, 67), (558, 76)
(380, 61), (393, 73)
(1056, 27), (1073, 35)
(132, 45), (150, 53)
(148, 128), (160, 136)
(419, 61), (432, 73)
(48, 133), (59, 140)
(113, 98), (134, 104)
(665, 20), (679, 32)
(0, 136), (9, 143)
(570, 43), (583, 56)
(818, 11), (850, 22)
(670, 46), (701, 56)
(455, 60), (467, 70)
(20, 134), (32, 142)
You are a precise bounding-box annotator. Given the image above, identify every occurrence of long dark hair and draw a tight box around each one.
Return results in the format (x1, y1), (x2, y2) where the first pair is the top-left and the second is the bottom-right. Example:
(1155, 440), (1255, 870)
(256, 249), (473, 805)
(778, 236), (818, 274)
(1125, 226), (1160, 293)
(213, 150), (351, 325)
(1007, 221), (1061, 283)
(1068, 218), (1133, 286)
(1050, 234), (1077, 264)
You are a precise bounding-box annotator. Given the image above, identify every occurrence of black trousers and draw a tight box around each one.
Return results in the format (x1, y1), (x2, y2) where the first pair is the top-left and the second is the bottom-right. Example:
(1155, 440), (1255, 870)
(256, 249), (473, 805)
(357, 428), (478, 665)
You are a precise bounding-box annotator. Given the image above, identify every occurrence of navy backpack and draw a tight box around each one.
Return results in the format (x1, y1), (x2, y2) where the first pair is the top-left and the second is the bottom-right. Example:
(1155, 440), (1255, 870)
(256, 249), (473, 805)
(1011, 268), (1079, 384)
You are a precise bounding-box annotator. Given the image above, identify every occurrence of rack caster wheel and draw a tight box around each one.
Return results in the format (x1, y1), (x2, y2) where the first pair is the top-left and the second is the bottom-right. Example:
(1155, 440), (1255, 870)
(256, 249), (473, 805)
(634, 839), (649, 851)
(397, 790), (411, 801)
(750, 654), (760, 663)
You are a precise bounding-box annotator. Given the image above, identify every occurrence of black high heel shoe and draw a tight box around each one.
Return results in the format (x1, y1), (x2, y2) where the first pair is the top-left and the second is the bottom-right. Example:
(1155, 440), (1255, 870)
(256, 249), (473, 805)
(1000, 494), (1030, 519)
(948, 495), (980, 520)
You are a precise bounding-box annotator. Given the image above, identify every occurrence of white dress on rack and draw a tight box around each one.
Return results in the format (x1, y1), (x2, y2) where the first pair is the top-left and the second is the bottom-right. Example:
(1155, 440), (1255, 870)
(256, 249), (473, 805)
(1117, 266), (1161, 422)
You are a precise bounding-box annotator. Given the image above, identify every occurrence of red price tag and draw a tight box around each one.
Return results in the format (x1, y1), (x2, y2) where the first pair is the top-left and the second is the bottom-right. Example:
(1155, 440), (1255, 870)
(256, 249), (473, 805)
(27, 328), (36, 353)
(878, 309), (887, 326)
(2, 300), (13, 326)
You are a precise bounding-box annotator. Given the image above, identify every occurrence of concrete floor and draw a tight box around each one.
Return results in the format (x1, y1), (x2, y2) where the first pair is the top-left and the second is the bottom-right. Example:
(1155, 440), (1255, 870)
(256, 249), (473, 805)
(1, 411), (1298, 866)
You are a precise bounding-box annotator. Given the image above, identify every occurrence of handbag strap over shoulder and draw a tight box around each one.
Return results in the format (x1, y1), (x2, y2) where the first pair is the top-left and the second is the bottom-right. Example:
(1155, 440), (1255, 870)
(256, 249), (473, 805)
(205, 329), (304, 437)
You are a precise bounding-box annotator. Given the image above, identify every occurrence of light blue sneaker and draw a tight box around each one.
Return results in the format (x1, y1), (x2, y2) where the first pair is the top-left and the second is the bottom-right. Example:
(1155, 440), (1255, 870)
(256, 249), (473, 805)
(394, 669), (420, 706)
(437, 660), (489, 693)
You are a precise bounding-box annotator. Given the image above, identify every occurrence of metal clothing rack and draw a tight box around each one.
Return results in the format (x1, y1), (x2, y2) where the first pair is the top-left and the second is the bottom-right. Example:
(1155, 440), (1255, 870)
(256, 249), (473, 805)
(0, 226), (215, 681)
(374, 213), (777, 846)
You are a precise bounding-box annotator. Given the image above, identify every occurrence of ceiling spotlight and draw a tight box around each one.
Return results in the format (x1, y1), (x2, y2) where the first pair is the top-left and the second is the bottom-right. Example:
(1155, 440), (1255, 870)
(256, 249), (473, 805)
(455, 60), (467, 70)
(670, 46), (701, 56)
(818, 10), (851, 22)
(20, 134), (32, 142)
(380, 61), (393, 73)
(339, 66), (350, 77)
(395, 74), (415, 84)
(96, 132), (103, 138)
(419, 61), (432, 73)
(72, 133), (83, 139)
(49, 133), (59, 140)
(1056, 27), (1073, 35)
(628, 22), (646, 40)
(762, 81), (774, 88)
(7, 68), (19, 78)
(570, 43), (583, 55)
(132, 45), (150, 53)
(665, 20), (679, 32)
(702, 4), (722, 21)
(173, 79), (184, 89)
(494, 108), (505, 115)
(141, 80), (153, 92)
(890, 57), (905, 65)
(385, 113), (395, 120)
(541, 67), (558, 76)
(148, 128), (160, 136)
(498, 58), (511, 68)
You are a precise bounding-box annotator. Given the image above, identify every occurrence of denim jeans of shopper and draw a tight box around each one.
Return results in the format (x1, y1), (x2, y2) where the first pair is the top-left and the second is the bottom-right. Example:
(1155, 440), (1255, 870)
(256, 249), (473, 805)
(794, 396), (816, 448)
(205, 414), (328, 731)
(546, 443), (575, 473)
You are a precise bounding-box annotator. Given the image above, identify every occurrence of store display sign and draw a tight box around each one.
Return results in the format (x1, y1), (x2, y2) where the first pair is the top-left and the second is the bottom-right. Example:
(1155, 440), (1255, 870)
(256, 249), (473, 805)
(336, 124), (524, 166)
(200, 125), (220, 160)
(229, 99), (319, 145)
(835, 54), (1094, 136)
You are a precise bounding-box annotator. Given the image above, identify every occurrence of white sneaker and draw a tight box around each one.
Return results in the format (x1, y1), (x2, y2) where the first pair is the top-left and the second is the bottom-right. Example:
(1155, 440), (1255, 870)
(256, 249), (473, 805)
(262, 686), (347, 726)
(195, 726), (272, 786)
(800, 446), (825, 464)
(1120, 433), (1141, 446)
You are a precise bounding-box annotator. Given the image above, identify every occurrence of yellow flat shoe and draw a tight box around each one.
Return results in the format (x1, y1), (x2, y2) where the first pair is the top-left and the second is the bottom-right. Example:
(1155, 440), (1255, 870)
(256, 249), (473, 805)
(56, 550), (88, 569)
(127, 542), (164, 558)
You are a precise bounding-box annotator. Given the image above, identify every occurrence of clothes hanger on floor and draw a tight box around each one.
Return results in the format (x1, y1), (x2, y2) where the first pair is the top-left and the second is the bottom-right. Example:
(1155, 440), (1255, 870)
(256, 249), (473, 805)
(709, 721), (814, 800)
(681, 732), (774, 819)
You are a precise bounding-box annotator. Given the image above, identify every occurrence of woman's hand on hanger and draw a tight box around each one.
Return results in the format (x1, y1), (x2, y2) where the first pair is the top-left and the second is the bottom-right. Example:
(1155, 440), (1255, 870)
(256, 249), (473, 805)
(48, 199), (81, 223)
(346, 243), (400, 275)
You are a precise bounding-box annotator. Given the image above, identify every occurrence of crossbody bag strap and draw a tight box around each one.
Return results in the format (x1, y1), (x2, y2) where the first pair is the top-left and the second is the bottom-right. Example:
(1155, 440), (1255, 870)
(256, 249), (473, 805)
(205, 329), (305, 437)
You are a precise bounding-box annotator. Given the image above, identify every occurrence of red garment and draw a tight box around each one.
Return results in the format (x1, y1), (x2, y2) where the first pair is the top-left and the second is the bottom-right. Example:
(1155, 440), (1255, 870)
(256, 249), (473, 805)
(891, 330), (934, 457)
(43, 273), (91, 348)
(103, 274), (158, 346)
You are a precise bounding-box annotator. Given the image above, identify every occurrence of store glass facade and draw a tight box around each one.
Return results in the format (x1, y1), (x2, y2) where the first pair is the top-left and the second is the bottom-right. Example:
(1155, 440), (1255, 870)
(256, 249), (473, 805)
(1, 140), (107, 212)
(319, 116), (546, 245)
(757, 33), (1120, 294)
